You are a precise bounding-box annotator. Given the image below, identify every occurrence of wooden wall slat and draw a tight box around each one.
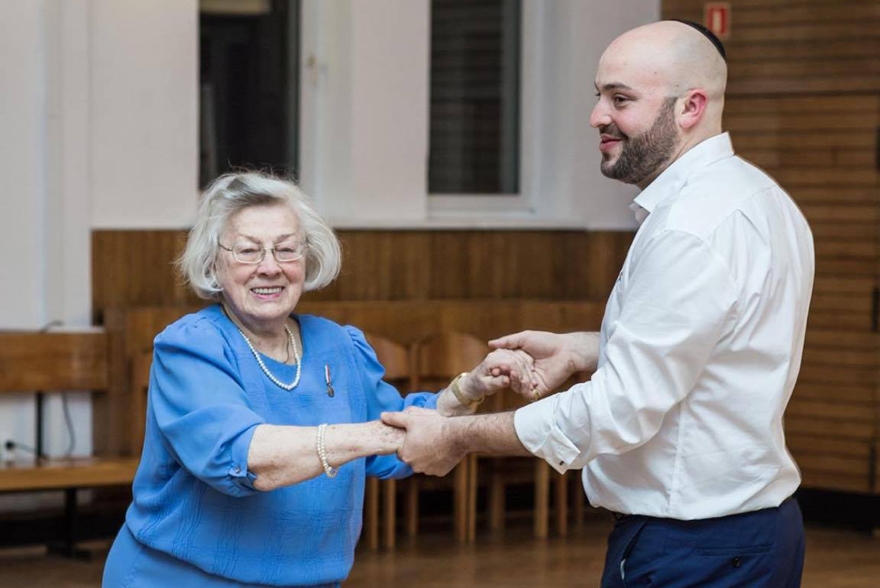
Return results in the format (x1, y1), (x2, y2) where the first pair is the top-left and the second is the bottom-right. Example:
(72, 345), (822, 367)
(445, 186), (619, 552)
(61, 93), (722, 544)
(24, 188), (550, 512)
(725, 94), (878, 113)
(800, 471), (870, 493)
(730, 38), (880, 61)
(794, 383), (874, 404)
(806, 329), (878, 348)
(807, 314), (872, 331)
(733, 131), (876, 150)
(785, 416), (873, 440)
(788, 435), (872, 458)
(664, 0), (872, 10)
(810, 224), (877, 242)
(732, 4), (880, 26)
(725, 113), (876, 132)
(793, 187), (877, 205)
(811, 277), (875, 295)
(787, 398), (875, 422)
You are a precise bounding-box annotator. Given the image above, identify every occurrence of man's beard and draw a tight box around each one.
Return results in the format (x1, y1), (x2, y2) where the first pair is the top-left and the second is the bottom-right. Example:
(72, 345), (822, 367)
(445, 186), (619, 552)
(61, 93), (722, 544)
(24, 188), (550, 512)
(600, 97), (679, 185)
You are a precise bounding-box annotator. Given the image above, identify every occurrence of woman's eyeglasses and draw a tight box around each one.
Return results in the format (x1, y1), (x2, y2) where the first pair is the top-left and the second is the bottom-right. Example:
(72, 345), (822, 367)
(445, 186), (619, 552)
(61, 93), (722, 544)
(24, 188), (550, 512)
(219, 242), (307, 264)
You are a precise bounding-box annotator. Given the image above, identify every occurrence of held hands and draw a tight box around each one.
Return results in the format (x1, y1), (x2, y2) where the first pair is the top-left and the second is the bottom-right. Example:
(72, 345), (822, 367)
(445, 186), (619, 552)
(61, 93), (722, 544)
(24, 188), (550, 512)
(457, 348), (536, 404)
(489, 330), (598, 400)
(383, 331), (597, 476)
(381, 407), (465, 476)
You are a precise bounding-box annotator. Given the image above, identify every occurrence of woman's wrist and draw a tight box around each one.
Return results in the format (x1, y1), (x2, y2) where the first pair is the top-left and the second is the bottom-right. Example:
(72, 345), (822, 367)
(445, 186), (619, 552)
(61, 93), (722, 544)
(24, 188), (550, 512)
(449, 372), (485, 407)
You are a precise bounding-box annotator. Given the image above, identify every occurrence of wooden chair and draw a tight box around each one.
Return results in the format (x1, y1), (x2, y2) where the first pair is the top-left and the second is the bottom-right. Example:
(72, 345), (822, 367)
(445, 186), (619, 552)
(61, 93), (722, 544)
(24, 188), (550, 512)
(362, 332), (411, 550)
(472, 371), (594, 539)
(472, 389), (554, 538)
(407, 331), (489, 543)
(129, 350), (153, 456)
(0, 331), (139, 556)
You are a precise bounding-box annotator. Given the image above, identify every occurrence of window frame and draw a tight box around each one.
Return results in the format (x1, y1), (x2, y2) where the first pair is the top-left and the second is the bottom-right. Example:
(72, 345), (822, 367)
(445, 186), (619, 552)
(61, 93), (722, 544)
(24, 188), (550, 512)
(428, 0), (537, 219)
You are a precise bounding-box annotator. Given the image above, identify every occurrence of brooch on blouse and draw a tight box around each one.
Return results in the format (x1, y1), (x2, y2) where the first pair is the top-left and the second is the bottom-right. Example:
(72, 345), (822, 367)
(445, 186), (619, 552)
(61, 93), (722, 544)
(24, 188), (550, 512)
(324, 365), (335, 397)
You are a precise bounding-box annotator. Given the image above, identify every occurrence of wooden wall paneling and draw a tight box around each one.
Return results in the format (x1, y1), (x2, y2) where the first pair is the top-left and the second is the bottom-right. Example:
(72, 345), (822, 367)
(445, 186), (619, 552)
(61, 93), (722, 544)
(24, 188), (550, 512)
(663, 0), (880, 494)
(664, 0), (880, 94)
(91, 230), (200, 321)
(92, 230), (634, 312)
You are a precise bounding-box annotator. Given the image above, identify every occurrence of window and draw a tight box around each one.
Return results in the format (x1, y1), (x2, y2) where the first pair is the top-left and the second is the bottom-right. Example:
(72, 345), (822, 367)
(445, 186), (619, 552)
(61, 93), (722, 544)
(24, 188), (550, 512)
(199, 0), (300, 186)
(428, 0), (521, 195)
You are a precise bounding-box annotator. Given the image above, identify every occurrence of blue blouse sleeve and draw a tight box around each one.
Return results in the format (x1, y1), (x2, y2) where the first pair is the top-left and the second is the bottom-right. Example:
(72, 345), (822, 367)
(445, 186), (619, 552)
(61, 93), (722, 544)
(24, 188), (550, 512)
(150, 317), (264, 497)
(345, 326), (437, 479)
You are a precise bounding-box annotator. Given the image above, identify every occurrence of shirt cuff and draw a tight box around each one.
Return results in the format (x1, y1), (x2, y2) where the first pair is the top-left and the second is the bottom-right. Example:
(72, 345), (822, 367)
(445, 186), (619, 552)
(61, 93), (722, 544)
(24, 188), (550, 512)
(227, 427), (258, 493)
(514, 395), (582, 474)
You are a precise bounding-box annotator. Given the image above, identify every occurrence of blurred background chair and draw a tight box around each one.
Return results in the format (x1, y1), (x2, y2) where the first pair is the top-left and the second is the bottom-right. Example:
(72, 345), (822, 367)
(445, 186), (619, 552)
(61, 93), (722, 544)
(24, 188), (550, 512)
(362, 332), (411, 550)
(471, 370), (595, 539)
(128, 350), (153, 458)
(407, 331), (489, 543)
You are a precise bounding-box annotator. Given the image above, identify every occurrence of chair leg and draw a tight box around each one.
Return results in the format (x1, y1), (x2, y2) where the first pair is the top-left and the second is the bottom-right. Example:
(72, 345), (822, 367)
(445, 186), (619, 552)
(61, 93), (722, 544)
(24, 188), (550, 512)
(47, 488), (88, 559)
(382, 478), (397, 549)
(466, 454), (477, 543)
(453, 463), (468, 543)
(554, 471), (568, 537)
(533, 460), (549, 539)
(364, 478), (379, 550)
(572, 472), (585, 526)
(405, 477), (419, 537)
(488, 465), (505, 531)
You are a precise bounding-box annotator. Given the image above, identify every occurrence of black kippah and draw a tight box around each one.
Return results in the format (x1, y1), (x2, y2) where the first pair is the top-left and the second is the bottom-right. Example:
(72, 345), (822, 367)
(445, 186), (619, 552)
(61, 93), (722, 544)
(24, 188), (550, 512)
(666, 18), (727, 61)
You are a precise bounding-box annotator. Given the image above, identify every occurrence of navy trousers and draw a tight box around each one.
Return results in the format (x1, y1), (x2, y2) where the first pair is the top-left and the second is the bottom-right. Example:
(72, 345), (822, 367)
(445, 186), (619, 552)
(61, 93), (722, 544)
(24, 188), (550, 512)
(600, 498), (805, 588)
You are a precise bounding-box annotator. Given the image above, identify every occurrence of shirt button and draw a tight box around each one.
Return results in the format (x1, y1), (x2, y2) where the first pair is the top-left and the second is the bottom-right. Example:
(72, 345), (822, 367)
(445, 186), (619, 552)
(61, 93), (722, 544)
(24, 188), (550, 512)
(234, 467), (241, 474)
(732, 557), (742, 568)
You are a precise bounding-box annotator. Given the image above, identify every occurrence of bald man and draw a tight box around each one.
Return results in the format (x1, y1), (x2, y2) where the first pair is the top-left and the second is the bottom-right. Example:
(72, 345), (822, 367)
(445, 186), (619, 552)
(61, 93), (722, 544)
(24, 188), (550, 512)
(384, 20), (813, 588)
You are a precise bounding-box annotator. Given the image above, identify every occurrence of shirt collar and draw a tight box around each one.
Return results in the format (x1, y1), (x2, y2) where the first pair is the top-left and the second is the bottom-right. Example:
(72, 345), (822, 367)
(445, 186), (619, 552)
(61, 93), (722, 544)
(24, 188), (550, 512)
(630, 132), (735, 224)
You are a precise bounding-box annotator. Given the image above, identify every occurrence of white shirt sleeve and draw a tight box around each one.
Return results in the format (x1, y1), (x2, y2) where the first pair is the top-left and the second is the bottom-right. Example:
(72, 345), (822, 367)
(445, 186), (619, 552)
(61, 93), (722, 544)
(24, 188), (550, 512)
(514, 229), (738, 473)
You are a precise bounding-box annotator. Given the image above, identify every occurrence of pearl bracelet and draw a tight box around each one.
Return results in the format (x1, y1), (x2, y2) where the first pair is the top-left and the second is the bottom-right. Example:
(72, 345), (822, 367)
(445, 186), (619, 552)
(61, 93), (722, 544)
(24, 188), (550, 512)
(316, 423), (338, 478)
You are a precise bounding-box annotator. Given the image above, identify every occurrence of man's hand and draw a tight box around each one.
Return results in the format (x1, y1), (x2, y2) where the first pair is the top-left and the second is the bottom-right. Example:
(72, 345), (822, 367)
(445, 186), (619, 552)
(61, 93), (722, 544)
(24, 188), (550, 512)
(381, 407), (466, 476)
(489, 330), (599, 399)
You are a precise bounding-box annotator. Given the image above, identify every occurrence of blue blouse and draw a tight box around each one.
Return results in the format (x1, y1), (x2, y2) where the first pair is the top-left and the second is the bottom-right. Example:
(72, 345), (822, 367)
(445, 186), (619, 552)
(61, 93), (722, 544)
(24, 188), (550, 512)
(116, 305), (436, 586)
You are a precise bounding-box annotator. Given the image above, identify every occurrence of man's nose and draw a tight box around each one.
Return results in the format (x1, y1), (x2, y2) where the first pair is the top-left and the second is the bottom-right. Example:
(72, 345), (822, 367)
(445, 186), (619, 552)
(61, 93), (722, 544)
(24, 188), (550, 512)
(589, 101), (609, 129)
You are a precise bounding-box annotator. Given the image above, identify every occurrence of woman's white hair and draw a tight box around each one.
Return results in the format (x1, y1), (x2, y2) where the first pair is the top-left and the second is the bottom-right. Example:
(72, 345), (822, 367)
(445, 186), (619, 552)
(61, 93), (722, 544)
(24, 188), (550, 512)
(178, 171), (341, 300)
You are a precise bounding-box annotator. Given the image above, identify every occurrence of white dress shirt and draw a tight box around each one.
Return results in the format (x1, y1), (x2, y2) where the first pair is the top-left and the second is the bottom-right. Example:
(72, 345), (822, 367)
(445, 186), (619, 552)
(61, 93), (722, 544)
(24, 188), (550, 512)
(514, 133), (815, 520)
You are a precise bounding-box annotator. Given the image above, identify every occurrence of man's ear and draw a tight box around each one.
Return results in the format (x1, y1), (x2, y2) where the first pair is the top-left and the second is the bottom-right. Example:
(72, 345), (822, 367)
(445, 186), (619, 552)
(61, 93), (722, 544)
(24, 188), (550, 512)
(678, 89), (708, 130)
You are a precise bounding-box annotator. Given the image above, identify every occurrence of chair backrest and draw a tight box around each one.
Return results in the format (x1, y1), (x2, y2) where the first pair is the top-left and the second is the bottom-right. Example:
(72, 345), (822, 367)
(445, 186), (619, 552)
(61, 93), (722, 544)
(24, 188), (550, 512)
(410, 332), (489, 392)
(129, 350), (153, 454)
(0, 331), (109, 393)
(364, 332), (411, 393)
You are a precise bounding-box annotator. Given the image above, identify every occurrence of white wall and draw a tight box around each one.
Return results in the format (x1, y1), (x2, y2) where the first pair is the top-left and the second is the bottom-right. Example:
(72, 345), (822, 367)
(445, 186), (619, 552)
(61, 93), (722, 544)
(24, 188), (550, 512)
(0, 0), (197, 472)
(299, 0), (430, 224)
(89, 0), (198, 229)
(0, 0), (49, 475)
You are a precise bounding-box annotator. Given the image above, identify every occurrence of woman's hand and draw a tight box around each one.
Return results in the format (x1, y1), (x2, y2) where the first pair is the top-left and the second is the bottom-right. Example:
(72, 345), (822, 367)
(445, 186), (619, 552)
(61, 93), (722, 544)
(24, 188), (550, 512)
(462, 348), (535, 401)
(361, 419), (406, 455)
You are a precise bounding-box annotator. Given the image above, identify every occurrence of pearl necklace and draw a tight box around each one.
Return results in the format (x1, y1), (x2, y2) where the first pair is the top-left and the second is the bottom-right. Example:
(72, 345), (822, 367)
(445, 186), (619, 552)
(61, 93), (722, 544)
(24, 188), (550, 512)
(236, 324), (302, 390)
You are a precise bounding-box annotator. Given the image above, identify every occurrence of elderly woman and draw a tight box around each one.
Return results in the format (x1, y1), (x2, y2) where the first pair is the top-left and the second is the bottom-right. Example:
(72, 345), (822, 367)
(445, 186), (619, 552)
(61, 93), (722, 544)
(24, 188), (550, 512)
(102, 172), (531, 588)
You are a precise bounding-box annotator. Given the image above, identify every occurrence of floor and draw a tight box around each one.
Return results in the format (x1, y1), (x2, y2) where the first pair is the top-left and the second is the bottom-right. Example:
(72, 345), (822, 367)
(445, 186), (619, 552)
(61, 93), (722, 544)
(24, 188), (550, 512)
(0, 517), (878, 588)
